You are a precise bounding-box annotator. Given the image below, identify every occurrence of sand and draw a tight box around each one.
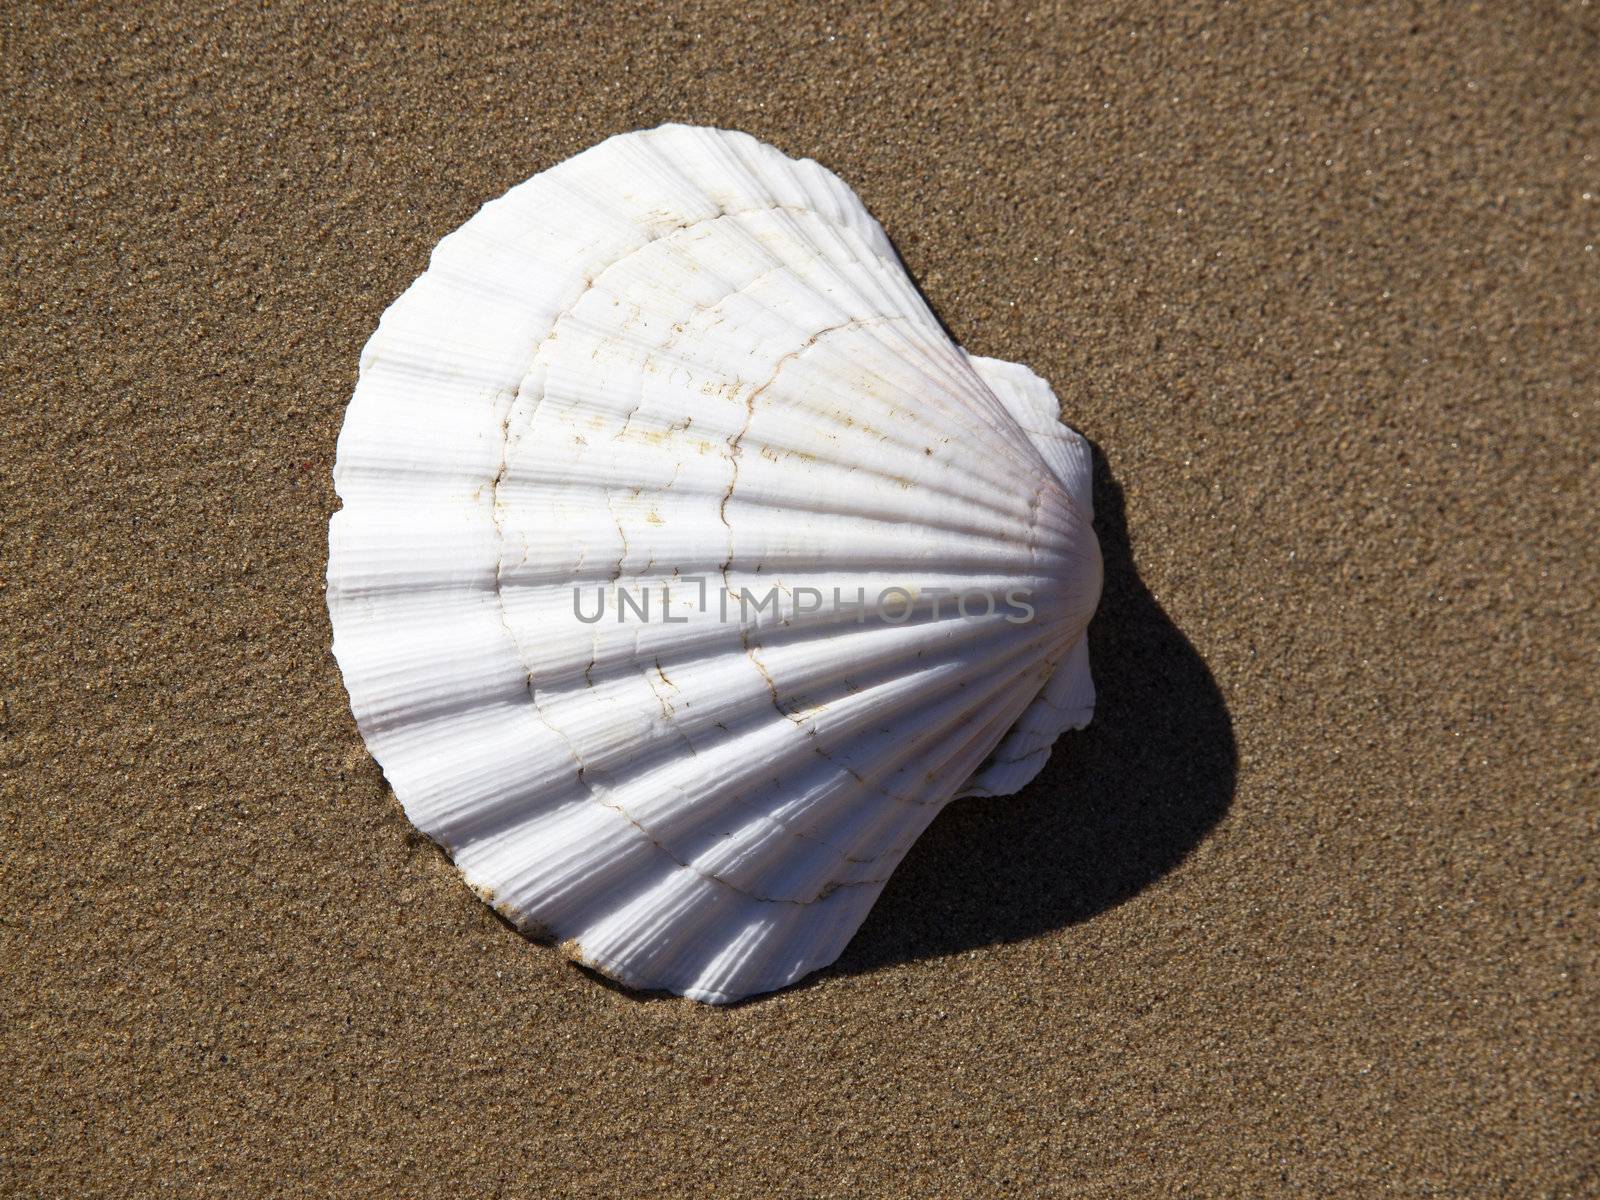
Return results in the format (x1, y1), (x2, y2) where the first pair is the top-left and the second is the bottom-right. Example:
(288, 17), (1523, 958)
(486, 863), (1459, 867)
(3, 2), (1596, 1194)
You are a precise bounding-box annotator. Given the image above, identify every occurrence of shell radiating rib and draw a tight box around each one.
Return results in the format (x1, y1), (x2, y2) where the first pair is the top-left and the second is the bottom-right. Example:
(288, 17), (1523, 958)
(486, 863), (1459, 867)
(328, 125), (1102, 1003)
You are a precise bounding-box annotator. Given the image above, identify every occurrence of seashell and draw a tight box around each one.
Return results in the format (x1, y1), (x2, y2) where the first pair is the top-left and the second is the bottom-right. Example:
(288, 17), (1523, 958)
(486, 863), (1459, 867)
(327, 124), (1102, 1003)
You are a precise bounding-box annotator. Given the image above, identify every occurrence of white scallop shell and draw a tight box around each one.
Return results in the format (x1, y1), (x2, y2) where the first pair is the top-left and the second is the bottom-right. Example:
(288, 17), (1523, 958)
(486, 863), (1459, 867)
(327, 125), (1101, 1003)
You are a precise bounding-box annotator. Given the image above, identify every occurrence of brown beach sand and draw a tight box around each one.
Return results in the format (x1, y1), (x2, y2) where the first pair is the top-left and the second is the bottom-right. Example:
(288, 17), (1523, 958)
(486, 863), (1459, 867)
(3, 2), (1596, 1194)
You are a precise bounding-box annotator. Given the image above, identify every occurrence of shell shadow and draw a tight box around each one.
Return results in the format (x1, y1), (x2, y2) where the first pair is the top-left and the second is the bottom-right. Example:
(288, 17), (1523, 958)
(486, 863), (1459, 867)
(823, 444), (1237, 981)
